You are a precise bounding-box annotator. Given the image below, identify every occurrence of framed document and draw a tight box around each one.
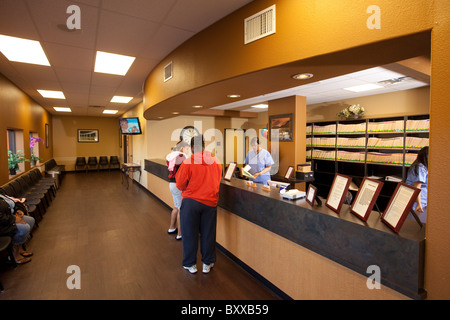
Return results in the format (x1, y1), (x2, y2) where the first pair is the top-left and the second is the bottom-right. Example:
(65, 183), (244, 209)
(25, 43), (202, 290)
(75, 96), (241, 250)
(382, 183), (420, 233)
(224, 162), (237, 181)
(350, 177), (384, 221)
(284, 166), (294, 179)
(326, 174), (352, 214)
(306, 184), (318, 206)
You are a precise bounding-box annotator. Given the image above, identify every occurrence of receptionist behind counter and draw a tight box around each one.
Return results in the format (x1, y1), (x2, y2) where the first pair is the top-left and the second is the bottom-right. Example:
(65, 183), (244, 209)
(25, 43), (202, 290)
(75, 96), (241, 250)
(244, 137), (274, 185)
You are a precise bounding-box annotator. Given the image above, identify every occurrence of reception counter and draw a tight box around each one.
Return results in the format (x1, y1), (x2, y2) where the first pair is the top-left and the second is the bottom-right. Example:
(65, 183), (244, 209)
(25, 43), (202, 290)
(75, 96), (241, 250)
(145, 159), (425, 299)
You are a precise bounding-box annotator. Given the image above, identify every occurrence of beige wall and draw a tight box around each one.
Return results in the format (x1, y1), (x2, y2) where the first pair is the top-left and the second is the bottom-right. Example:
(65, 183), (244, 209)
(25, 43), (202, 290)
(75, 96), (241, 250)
(52, 115), (120, 171)
(307, 86), (430, 122)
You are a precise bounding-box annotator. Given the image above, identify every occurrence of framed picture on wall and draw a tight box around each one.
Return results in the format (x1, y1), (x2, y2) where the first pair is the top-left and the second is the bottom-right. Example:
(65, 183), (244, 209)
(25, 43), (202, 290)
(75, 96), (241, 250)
(269, 113), (293, 141)
(78, 129), (99, 143)
(45, 123), (49, 148)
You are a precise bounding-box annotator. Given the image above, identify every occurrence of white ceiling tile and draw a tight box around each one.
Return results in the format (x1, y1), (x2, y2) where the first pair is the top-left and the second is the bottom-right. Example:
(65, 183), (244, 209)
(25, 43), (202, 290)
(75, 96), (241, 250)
(0, 0), (40, 39)
(96, 10), (160, 56)
(44, 43), (95, 71)
(25, 0), (99, 49)
(101, 0), (177, 23)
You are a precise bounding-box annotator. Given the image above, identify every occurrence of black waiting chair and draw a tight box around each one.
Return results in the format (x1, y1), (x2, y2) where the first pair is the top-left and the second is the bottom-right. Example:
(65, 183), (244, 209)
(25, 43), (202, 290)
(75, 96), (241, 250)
(98, 156), (109, 171)
(0, 236), (17, 292)
(87, 157), (98, 171)
(75, 157), (87, 172)
(109, 156), (120, 170)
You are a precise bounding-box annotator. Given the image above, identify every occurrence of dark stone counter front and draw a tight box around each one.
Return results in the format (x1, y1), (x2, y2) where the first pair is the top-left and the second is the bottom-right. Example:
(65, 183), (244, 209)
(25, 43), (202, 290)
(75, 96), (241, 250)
(145, 159), (426, 299)
(218, 179), (426, 299)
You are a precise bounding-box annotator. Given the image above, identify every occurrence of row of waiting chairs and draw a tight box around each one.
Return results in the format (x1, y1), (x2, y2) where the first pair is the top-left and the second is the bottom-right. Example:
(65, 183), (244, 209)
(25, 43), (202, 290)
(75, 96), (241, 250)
(75, 156), (120, 172)
(1, 167), (60, 291)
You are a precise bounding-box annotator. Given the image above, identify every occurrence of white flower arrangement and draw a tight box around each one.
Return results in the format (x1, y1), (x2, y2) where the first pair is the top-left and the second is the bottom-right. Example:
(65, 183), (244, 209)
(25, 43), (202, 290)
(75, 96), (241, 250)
(338, 104), (365, 119)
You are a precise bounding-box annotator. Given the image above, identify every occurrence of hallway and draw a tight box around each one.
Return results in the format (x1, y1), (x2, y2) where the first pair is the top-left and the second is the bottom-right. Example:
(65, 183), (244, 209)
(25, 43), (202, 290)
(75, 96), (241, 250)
(0, 171), (279, 300)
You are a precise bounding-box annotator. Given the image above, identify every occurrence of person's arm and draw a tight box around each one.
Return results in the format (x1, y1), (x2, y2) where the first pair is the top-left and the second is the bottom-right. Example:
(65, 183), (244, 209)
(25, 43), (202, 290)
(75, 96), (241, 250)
(175, 163), (189, 191)
(413, 181), (424, 212)
(253, 165), (272, 178)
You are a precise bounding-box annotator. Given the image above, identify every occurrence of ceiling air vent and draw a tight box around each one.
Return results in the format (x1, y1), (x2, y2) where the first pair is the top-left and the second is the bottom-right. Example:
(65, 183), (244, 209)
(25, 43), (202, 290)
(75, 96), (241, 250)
(164, 61), (173, 82)
(244, 5), (276, 44)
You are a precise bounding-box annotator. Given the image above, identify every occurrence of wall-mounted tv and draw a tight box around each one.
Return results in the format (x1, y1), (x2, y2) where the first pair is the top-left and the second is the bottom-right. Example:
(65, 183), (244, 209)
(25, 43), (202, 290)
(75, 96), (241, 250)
(119, 117), (142, 135)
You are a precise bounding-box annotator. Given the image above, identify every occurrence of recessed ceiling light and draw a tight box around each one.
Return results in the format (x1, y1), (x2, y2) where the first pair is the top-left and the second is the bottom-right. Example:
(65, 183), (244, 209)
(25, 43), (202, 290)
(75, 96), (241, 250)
(192, 105), (203, 109)
(292, 73), (313, 80)
(0, 34), (50, 66)
(38, 90), (65, 99)
(53, 107), (71, 112)
(343, 83), (383, 92)
(103, 109), (118, 114)
(111, 96), (133, 103)
(251, 104), (268, 109)
(227, 94), (240, 98)
(172, 112), (180, 115)
(94, 51), (136, 76)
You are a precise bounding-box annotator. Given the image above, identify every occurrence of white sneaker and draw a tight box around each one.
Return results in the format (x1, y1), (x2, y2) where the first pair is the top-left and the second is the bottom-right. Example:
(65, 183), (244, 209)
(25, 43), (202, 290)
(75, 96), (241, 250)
(183, 265), (197, 274)
(202, 263), (214, 274)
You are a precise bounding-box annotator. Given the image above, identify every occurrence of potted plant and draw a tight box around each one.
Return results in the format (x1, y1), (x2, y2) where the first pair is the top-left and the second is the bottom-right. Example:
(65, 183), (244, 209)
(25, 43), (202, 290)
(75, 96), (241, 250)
(8, 150), (29, 175)
(30, 136), (44, 166)
(337, 104), (365, 119)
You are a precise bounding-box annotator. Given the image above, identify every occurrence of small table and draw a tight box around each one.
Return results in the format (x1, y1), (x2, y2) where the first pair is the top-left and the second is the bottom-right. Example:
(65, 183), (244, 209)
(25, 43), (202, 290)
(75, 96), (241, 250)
(121, 163), (141, 189)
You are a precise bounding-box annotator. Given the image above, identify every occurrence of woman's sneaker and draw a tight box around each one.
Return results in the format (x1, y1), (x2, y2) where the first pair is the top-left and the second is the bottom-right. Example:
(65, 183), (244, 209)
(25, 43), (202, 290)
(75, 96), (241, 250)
(183, 265), (197, 274)
(202, 263), (214, 274)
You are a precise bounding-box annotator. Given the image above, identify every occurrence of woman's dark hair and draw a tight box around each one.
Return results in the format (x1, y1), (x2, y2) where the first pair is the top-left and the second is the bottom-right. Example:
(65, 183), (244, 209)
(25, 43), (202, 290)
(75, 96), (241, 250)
(409, 146), (429, 175)
(172, 140), (189, 151)
(250, 137), (260, 146)
(190, 135), (205, 153)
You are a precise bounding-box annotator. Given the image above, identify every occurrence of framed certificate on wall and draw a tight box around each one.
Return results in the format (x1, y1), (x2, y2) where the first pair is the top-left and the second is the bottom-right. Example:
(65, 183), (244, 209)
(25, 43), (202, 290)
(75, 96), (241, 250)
(381, 182), (420, 233)
(224, 162), (237, 181)
(350, 177), (384, 222)
(326, 174), (352, 214)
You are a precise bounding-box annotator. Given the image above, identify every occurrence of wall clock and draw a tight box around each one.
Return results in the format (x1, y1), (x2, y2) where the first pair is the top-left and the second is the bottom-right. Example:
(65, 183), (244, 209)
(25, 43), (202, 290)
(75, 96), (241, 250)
(180, 126), (199, 143)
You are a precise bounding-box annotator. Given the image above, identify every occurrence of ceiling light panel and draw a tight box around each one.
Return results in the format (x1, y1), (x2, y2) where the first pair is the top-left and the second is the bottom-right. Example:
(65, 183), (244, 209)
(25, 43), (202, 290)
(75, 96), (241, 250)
(53, 107), (72, 112)
(343, 83), (384, 93)
(94, 51), (136, 76)
(251, 104), (268, 109)
(103, 109), (118, 114)
(0, 34), (50, 66)
(111, 96), (133, 103)
(38, 90), (66, 99)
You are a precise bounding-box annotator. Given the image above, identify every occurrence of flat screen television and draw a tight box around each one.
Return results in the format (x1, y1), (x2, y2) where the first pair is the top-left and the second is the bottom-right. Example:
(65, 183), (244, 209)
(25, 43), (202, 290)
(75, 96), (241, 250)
(119, 117), (142, 135)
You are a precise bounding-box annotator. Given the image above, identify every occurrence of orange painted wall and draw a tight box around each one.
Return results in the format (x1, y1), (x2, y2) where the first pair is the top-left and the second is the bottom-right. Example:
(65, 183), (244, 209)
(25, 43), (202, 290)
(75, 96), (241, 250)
(144, 0), (433, 108)
(426, 0), (450, 300)
(0, 74), (52, 185)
